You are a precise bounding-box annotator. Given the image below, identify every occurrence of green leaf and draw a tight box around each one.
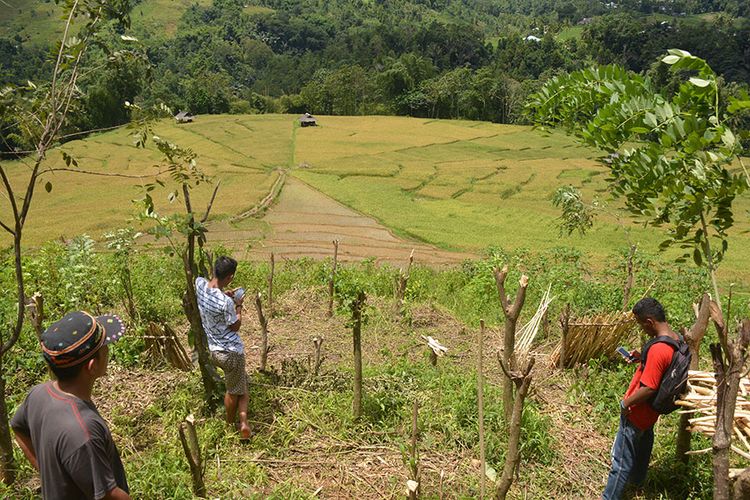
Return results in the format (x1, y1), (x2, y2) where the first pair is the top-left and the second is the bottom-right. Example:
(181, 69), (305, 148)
(689, 77), (711, 88)
(662, 55), (680, 65)
(693, 248), (702, 266)
(44, 181), (52, 193)
(668, 48), (692, 57)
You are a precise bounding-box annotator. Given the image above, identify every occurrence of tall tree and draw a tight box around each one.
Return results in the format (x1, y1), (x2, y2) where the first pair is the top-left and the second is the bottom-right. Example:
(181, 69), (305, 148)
(0, 0), (134, 483)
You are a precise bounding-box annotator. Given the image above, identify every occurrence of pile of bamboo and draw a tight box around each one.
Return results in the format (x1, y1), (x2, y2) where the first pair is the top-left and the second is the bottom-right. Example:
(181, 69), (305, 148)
(515, 285), (553, 362)
(144, 322), (193, 371)
(677, 370), (750, 459)
(551, 311), (638, 368)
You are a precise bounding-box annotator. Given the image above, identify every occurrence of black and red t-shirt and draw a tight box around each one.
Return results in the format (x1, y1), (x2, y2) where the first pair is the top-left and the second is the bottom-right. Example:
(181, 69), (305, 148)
(624, 342), (675, 430)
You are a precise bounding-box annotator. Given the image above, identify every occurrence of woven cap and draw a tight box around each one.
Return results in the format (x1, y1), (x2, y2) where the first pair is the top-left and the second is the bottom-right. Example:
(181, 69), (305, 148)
(41, 311), (125, 368)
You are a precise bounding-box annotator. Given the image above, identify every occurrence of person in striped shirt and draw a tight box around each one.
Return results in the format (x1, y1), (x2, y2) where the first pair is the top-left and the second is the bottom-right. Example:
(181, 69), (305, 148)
(195, 256), (250, 439)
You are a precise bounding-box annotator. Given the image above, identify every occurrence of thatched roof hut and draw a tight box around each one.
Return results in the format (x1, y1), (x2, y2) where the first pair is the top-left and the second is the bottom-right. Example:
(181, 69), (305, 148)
(175, 111), (194, 123)
(299, 113), (317, 127)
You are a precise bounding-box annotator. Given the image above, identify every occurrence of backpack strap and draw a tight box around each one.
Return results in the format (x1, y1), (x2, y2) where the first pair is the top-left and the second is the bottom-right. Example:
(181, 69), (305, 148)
(640, 335), (680, 368)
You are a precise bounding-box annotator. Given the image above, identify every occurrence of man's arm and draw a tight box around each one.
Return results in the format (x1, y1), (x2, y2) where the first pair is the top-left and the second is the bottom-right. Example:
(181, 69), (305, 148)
(623, 385), (656, 410)
(13, 430), (38, 471)
(228, 303), (242, 332)
(102, 487), (131, 500)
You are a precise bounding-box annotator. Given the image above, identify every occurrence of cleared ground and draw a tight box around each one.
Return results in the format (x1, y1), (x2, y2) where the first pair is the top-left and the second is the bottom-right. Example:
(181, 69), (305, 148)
(211, 176), (474, 264)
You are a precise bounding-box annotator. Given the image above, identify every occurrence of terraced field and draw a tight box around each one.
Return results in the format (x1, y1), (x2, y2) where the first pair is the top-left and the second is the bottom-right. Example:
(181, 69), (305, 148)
(4, 114), (750, 281)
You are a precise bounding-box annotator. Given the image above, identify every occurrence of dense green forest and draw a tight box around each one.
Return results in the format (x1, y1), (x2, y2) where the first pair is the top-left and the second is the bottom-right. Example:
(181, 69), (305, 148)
(1, 0), (749, 152)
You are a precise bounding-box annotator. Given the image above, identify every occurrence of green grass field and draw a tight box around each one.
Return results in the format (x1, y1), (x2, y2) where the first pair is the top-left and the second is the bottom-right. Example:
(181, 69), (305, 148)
(4, 114), (750, 286)
(0, 0), (212, 43)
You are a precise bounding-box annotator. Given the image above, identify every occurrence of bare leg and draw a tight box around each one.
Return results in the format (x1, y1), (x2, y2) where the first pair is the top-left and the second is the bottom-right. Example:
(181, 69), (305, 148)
(224, 392), (238, 425)
(238, 392), (250, 439)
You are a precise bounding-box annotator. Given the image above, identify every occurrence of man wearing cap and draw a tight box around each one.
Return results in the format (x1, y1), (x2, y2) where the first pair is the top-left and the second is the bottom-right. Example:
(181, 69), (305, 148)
(11, 311), (129, 500)
(195, 255), (250, 439)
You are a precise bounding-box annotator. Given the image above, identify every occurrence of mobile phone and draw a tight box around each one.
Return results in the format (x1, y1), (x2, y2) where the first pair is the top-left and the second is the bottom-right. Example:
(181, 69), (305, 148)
(616, 346), (633, 361)
(233, 287), (245, 304)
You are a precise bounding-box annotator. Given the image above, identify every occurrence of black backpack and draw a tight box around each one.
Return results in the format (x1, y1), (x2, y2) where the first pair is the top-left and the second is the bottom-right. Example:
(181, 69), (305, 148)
(640, 335), (692, 414)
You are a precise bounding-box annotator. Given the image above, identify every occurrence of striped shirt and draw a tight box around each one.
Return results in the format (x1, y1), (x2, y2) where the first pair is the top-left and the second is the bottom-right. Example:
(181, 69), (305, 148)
(195, 277), (243, 354)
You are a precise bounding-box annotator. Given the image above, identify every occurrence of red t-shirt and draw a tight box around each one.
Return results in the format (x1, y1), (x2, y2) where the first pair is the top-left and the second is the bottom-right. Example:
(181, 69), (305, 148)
(624, 342), (675, 430)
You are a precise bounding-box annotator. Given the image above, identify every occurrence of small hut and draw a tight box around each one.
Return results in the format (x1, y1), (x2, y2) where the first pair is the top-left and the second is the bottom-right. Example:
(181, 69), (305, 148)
(299, 113), (317, 127)
(175, 111), (194, 124)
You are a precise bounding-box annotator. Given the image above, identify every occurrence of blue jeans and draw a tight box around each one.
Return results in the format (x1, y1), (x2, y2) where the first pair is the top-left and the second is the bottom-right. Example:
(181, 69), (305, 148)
(602, 414), (654, 500)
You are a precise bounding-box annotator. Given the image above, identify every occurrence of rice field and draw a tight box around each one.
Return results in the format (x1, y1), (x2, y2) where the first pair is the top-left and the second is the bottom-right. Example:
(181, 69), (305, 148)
(2, 114), (293, 245)
(4, 113), (750, 285)
(292, 115), (750, 283)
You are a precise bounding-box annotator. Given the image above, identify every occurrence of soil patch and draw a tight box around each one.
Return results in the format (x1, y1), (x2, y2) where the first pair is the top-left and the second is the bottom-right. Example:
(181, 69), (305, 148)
(210, 177), (475, 265)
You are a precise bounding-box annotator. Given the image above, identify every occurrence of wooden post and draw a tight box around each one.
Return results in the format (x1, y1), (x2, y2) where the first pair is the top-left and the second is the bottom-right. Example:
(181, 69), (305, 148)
(408, 399), (420, 500)
(352, 292), (365, 419)
(396, 249), (415, 318)
(622, 244), (637, 311)
(312, 336), (324, 377)
(676, 294), (711, 462)
(495, 357), (535, 500)
(178, 415), (206, 498)
(710, 319), (750, 500)
(478, 320), (487, 500)
(255, 292), (269, 372)
(328, 240), (339, 318)
(558, 304), (570, 369)
(493, 266), (529, 423)
(429, 350), (438, 367)
(267, 252), (274, 318)
(24, 293), (44, 341)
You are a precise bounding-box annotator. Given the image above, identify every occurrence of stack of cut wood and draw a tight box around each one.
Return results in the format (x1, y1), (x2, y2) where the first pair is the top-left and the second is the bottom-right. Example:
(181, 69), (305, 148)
(677, 370), (750, 459)
(144, 322), (193, 371)
(551, 311), (638, 368)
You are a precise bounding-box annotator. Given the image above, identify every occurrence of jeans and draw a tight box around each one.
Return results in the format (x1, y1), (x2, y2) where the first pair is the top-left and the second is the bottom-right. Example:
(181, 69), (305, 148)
(602, 414), (654, 500)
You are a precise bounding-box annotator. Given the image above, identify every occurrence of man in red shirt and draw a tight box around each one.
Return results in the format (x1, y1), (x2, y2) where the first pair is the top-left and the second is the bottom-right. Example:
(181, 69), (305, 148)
(602, 298), (678, 500)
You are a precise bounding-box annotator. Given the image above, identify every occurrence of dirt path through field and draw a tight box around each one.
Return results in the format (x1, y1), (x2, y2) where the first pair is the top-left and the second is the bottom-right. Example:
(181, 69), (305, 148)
(211, 176), (475, 265)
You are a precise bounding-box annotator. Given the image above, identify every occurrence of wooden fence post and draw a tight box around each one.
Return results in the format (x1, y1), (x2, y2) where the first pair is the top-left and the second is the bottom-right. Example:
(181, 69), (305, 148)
(558, 304), (570, 369)
(267, 252), (274, 318)
(676, 294), (711, 462)
(352, 292), (365, 419)
(478, 320), (487, 499)
(312, 336), (324, 377)
(622, 244), (637, 311)
(493, 266), (529, 423)
(25, 293), (44, 341)
(255, 292), (269, 372)
(396, 249), (415, 318)
(328, 240), (339, 318)
(495, 357), (535, 500)
(178, 415), (206, 498)
(710, 318), (750, 500)
(407, 399), (420, 500)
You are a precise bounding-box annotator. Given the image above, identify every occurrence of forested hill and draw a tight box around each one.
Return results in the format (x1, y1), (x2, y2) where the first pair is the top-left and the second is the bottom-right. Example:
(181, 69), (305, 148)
(1, 0), (749, 152)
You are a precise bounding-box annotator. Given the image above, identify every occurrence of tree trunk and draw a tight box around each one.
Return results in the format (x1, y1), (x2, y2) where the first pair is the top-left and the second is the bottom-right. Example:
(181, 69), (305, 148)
(495, 357), (535, 500)
(677, 294), (711, 462)
(710, 319), (750, 500)
(178, 416), (206, 498)
(0, 361), (15, 485)
(352, 292), (365, 420)
(255, 292), (269, 372)
(328, 240), (339, 318)
(733, 468), (750, 499)
(493, 266), (529, 424)
(182, 186), (222, 404)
